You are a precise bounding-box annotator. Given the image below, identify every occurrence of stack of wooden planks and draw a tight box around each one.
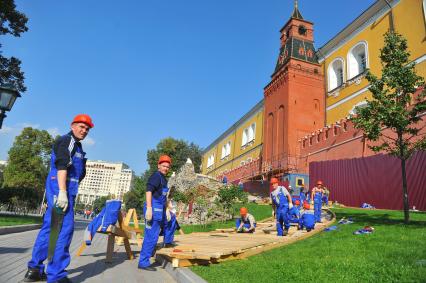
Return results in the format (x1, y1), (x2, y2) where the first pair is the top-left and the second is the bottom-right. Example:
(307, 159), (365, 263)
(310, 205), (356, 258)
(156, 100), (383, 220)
(156, 210), (335, 267)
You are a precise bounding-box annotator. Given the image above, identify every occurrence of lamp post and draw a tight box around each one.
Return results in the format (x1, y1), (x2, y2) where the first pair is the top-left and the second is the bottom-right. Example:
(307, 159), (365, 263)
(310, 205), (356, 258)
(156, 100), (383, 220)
(0, 84), (21, 129)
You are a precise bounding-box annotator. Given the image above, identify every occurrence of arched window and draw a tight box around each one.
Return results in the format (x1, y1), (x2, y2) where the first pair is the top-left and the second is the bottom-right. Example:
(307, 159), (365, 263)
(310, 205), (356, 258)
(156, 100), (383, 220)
(347, 41), (368, 79)
(349, 100), (368, 115)
(328, 58), (344, 91)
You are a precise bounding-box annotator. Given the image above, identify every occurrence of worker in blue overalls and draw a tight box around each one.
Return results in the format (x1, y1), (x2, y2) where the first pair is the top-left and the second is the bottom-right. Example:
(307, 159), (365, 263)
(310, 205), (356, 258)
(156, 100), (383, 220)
(299, 185), (310, 206)
(24, 114), (93, 283)
(138, 155), (172, 270)
(270, 177), (293, 236)
(311, 180), (325, 223)
(299, 202), (315, 232)
(236, 207), (256, 233)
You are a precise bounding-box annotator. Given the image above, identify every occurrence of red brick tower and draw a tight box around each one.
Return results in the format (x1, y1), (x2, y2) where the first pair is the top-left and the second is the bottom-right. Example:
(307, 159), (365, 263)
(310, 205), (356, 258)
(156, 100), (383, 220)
(262, 2), (324, 177)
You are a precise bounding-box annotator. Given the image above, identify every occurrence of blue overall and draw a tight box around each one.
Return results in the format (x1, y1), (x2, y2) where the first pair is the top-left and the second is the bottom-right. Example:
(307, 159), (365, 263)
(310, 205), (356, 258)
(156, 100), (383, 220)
(162, 212), (180, 245)
(271, 187), (290, 236)
(322, 193), (329, 206)
(314, 191), (323, 223)
(235, 216), (256, 232)
(287, 206), (301, 225)
(138, 182), (168, 268)
(300, 211), (315, 230)
(28, 141), (85, 282)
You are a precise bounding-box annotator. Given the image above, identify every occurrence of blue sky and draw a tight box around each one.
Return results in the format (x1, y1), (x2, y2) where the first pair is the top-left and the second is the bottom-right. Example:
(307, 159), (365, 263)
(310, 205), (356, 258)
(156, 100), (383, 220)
(0, 0), (375, 174)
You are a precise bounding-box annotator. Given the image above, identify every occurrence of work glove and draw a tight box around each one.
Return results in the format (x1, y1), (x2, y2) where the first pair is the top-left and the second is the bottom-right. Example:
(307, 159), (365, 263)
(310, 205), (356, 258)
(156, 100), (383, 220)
(166, 209), (171, 222)
(289, 203), (293, 209)
(310, 201), (314, 205)
(145, 206), (153, 221)
(57, 190), (68, 212)
(272, 210), (275, 218)
(242, 227), (249, 232)
(237, 223), (243, 232)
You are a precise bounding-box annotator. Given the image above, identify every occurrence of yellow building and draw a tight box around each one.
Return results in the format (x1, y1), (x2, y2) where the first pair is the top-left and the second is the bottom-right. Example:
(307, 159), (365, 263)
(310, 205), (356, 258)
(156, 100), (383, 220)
(321, 0), (426, 124)
(202, 0), (426, 181)
(202, 100), (264, 179)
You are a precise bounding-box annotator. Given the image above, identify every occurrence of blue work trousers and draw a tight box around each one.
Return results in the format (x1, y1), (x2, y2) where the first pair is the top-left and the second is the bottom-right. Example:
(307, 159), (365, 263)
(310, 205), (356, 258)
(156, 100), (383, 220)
(28, 190), (75, 282)
(276, 207), (290, 236)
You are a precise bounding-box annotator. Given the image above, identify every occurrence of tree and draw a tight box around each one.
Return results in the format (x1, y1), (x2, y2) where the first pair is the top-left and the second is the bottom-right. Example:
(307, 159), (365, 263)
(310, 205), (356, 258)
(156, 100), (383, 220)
(92, 195), (112, 213)
(215, 185), (248, 221)
(0, 0), (28, 92)
(146, 137), (203, 176)
(123, 175), (146, 216)
(3, 127), (54, 196)
(352, 31), (426, 224)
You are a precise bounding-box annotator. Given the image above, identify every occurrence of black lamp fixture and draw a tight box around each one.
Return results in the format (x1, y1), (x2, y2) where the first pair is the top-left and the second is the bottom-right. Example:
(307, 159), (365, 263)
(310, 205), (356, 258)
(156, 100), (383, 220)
(0, 84), (21, 129)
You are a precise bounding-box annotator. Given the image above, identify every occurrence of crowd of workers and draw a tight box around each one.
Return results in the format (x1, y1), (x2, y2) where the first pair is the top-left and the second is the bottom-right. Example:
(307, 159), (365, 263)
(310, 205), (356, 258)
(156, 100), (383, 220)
(22, 114), (331, 282)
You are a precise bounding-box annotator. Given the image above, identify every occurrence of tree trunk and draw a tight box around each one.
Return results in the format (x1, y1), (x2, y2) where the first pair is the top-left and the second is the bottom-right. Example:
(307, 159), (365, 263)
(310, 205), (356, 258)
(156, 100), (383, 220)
(401, 158), (410, 224)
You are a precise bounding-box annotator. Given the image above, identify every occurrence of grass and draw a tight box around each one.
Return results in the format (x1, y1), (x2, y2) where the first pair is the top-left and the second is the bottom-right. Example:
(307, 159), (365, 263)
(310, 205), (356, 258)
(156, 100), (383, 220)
(191, 207), (426, 283)
(0, 214), (42, 227)
(180, 203), (272, 234)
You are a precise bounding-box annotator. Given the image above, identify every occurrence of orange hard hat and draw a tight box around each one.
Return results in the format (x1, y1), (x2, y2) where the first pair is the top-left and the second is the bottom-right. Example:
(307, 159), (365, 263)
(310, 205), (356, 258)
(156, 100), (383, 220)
(303, 202), (310, 210)
(295, 200), (300, 205)
(240, 207), (248, 215)
(270, 177), (279, 184)
(317, 180), (323, 185)
(158, 155), (172, 165)
(72, 114), (94, 128)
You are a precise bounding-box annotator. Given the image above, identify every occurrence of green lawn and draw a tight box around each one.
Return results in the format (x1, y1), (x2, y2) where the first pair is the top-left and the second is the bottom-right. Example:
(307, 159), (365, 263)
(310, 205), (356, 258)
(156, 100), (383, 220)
(180, 203), (272, 234)
(0, 214), (42, 227)
(191, 207), (426, 283)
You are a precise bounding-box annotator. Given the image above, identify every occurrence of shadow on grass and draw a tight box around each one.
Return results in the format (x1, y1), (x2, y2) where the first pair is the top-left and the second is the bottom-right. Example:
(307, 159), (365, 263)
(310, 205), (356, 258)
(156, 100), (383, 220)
(333, 209), (426, 228)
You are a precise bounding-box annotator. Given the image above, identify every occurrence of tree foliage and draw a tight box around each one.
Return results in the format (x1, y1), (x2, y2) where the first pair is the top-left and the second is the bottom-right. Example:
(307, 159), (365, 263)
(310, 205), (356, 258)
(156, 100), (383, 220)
(3, 127), (54, 194)
(146, 137), (202, 176)
(123, 175), (146, 216)
(352, 31), (426, 223)
(215, 185), (248, 221)
(0, 0), (28, 92)
(92, 194), (112, 213)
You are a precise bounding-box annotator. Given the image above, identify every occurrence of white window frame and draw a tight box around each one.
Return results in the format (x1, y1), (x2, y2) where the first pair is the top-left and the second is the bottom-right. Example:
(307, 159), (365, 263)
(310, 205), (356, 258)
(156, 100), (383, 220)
(328, 57), (345, 91)
(347, 41), (368, 79)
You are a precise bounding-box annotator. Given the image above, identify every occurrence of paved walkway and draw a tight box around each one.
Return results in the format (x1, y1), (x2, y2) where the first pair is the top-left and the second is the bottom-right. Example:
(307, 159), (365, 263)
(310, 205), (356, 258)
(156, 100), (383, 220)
(0, 219), (175, 283)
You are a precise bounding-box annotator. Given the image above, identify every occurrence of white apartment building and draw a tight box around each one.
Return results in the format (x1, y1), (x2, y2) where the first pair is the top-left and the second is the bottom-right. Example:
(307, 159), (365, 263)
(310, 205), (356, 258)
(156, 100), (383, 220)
(77, 160), (135, 205)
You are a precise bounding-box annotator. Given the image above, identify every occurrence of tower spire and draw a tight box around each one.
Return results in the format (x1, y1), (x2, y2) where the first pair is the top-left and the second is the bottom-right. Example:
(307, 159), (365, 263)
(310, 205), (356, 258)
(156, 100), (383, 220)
(291, 0), (303, 19)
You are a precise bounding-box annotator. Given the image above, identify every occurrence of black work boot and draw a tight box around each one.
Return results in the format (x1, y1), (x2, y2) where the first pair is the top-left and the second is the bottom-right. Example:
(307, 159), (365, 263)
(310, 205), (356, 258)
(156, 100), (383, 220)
(23, 268), (47, 282)
(283, 229), (289, 236)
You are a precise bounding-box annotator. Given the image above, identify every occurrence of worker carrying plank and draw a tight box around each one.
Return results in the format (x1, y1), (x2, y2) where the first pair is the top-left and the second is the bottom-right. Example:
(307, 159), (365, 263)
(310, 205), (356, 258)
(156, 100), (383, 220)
(236, 207), (256, 233)
(270, 177), (294, 236)
(138, 155), (172, 270)
(24, 114), (94, 283)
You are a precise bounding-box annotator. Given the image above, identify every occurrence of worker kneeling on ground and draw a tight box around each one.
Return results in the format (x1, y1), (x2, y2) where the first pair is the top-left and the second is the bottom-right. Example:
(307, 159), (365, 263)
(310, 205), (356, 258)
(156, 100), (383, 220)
(288, 200), (301, 227)
(236, 207), (256, 233)
(299, 202), (315, 232)
(270, 177), (293, 236)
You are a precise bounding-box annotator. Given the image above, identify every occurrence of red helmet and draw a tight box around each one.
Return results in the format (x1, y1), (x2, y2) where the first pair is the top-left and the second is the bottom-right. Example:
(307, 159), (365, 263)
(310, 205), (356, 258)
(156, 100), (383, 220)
(270, 177), (279, 184)
(304, 202), (311, 210)
(295, 200), (300, 205)
(72, 114), (94, 128)
(317, 180), (323, 186)
(240, 207), (248, 216)
(158, 155), (172, 165)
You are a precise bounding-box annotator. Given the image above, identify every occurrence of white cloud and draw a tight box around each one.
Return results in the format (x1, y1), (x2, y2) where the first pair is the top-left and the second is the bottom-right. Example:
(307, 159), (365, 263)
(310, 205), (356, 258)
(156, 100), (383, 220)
(47, 127), (61, 138)
(0, 126), (14, 135)
(81, 136), (95, 147)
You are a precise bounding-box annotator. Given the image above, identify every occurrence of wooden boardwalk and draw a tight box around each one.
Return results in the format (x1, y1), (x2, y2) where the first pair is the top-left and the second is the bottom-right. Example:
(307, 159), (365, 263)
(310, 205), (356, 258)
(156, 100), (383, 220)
(157, 211), (335, 267)
(0, 219), (174, 283)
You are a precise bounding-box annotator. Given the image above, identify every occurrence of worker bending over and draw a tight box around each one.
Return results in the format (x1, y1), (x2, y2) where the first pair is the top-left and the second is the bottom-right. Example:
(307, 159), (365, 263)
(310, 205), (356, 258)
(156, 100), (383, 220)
(236, 207), (256, 233)
(270, 177), (293, 236)
(299, 202), (315, 232)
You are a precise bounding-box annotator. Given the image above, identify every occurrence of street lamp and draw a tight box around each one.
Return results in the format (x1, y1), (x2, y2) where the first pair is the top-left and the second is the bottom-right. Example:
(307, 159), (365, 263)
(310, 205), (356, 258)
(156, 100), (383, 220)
(0, 84), (21, 129)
